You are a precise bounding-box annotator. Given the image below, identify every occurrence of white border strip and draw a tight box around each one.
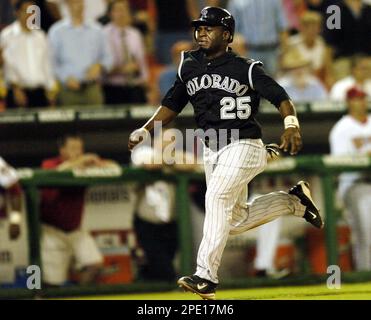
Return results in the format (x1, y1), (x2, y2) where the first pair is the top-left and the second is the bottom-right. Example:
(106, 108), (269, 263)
(248, 60), (262, 90)
(178, 51), (185, 82)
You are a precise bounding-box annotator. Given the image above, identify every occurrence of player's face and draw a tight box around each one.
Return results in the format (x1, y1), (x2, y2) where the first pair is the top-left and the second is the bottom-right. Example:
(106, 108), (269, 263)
(60, 138), (84, 161)
(195, 25), (229, 53)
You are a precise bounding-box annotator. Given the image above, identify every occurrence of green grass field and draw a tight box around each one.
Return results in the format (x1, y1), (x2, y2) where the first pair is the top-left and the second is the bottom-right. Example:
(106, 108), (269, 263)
(70, 282), (371, 300)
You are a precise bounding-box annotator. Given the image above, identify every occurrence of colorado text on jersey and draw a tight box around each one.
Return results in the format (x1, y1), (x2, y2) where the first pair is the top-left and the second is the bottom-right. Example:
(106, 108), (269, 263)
(186, 74), (249, 97)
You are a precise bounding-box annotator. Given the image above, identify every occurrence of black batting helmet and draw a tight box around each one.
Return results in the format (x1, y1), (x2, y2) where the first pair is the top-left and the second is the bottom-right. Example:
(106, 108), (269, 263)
(191, 7), (235, 43)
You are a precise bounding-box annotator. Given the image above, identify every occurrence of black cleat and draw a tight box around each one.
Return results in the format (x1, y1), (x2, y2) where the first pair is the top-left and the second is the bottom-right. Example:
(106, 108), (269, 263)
(289, 181), (324, 229)
(177, 275), (217, 300)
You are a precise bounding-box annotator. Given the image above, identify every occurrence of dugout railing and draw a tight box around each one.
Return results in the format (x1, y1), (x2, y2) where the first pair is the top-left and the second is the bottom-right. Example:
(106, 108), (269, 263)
(1, 154), (371, 299)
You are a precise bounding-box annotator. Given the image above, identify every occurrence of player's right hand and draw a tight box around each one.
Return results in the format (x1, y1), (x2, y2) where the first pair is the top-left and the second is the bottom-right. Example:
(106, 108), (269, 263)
(128, 128), (150, 151)
(279, 127), (302, 155)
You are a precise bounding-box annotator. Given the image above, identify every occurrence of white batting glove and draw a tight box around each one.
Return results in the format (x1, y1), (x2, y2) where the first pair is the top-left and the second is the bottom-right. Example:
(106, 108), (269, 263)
(128, 128), (150, 151)
(265, 143), (281, 160)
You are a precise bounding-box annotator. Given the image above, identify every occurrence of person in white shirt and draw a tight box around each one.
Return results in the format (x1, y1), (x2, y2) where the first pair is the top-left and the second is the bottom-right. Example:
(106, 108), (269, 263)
(329, 87), (371, 270)
(330, 55), (371, 102)
(47, 0), (108, 23)
(278, 48), (328, 103)
(287, 11), (333, 88)
(0, 0), (56, 109)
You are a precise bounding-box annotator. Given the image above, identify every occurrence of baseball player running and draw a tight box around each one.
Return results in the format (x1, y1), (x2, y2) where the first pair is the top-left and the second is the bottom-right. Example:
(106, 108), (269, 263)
(128, 7), (324, 300)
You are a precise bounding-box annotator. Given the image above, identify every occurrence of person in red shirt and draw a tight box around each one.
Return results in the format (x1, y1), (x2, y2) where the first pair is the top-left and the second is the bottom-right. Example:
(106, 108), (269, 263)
(40, 134), (119, 286)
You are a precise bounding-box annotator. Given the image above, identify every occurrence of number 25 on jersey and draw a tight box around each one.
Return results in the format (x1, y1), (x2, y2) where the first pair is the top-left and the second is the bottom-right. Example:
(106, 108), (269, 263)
(220, 96), (251, 120)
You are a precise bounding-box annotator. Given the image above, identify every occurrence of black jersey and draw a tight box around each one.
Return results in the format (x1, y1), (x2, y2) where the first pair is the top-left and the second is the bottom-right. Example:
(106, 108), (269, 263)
(161, 48), (290, 140)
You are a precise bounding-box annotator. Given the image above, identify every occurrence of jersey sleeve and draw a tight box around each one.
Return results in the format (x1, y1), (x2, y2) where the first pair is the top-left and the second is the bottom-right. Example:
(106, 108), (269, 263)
(249, 63), (290, 108)
(161, 74), (190, 113)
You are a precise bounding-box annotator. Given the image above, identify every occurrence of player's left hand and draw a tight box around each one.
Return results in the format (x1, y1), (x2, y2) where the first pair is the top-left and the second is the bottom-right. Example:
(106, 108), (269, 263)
(279, 127), (302, 155)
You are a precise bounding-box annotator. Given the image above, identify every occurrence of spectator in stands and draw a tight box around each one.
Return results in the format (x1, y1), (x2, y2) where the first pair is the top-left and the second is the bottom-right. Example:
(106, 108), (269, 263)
(329, 87), (371, 270)
(48, 0), (113, 107)
(47, 0), (108, 23)
(282, 0), (307, 32)
(153, 0), (194, 65)
(103, 0), (149, 105)
(158, 41), (193, 100)
(227, 0), (289, 76)
(0, 0), (56, 109)
(40, 134), (120, 286)
(323, 0), (371, 81)
(0, 156), (22, 241)
(278, 48), (328, 102)
(330, 55), (371, 101)
(287, 11), (334, 88)
(99, 0), (147, 29)
(131, 128), (198, 281)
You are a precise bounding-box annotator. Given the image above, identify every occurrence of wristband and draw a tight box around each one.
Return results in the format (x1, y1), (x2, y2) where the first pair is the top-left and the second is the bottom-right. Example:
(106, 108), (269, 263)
(9, 211), (21, 224)
(284, 115), (300, 129)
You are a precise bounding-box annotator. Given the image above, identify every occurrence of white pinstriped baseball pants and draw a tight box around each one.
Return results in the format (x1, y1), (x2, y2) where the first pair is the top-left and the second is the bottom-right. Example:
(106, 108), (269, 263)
(195, 139), (306, 284)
